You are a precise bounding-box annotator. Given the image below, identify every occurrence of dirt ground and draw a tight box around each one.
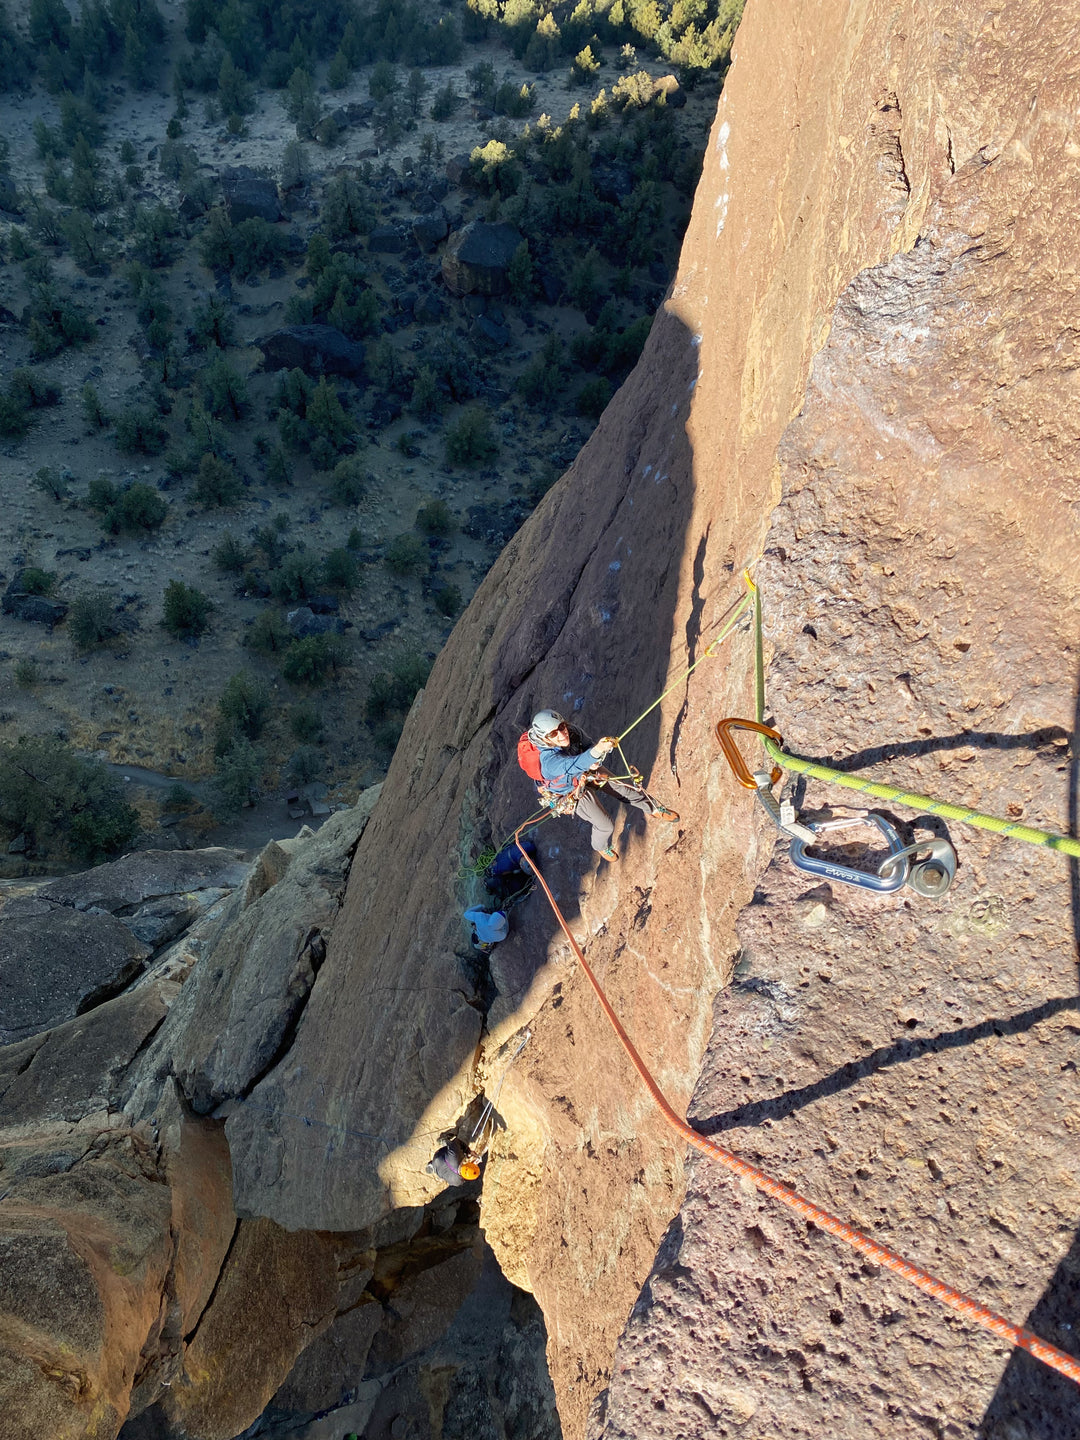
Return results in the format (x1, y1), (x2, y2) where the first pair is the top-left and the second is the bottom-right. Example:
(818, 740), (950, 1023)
(0, 1), (721, 853)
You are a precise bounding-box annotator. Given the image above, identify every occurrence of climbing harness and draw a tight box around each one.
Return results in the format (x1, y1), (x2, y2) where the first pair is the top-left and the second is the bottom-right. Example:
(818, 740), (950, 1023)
(512, 819), (1080, 1389)
(470, 590), (753, 876)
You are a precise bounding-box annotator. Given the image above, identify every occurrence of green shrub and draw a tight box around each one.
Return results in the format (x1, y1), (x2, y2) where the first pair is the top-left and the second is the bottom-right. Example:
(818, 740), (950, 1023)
(212, 735), (263, 817)
(364, 651), (432, 749)
(322, 548), (358, 593)
(271, 550), (322, 601)
(430, 79), (460, 121)
(415, 499), (454, 536)
(114, 407), (169, 455)
(409, 366), (442, 419)
(191, 295), (236, 350)
(81, 383), (110, 429)
(199, 356), (248, 421)
(384, 533), (429, 577)
(17, 566), (55, 596)
(68, 589), (118, 651)
(214, 670), (269, 755)
(87, 478), (168, 534)
(290, 702), (323, 743)
(576, 375), (614, 418)
(326, 455), (366, 505)
(31, 466), (68, 501)
(246, 607), (290, 655)
(164, 782), (195, 810)
(211, 532), (250, 574)
(162, 579), (212, 638)
(445, 406), (497, 466)
(286, 744), (324, 782)
(192, 453), (243, 507)
(321, 173), (375, 240)
(432, 583), (462, 618)
(281, 633), (349, 685)
(14, 657), (39, 688)
(0, 735), (139, 862)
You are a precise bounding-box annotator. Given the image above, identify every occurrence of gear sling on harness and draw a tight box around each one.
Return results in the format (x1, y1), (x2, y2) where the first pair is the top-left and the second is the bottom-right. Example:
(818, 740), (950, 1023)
(517, 731), (587, 815)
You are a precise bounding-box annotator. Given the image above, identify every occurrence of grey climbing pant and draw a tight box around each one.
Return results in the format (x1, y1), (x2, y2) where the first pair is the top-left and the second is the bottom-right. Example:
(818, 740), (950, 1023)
(574, 780), (658, 852)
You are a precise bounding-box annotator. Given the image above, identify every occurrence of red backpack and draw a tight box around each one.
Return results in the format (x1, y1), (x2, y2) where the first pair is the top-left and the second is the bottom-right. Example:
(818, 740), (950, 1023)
(517, 732), (544, 783)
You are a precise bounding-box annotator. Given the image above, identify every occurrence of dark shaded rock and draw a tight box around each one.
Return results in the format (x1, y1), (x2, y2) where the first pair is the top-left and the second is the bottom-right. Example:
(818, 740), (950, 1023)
(442, 222), (524, 297)
(0, 901), (151, 1045)
(306, 595), (340, 615)
(1, 592), (68, 626)
(178, 189), (210, 221)
(592, 162), (634, 204)
(538, 268), (562, 305)
(256, 325), (366, 378)
(463, 500), (528, 547)
(413, 289), (446, 324)
(445, 153), (471, 186)
(329, 99), (375, 129)
(369, 224), (413, 254)
(412, 206), (449, 253)
(286, 606), (345, 639)
(470, 314), (511, 351)
(221, 166), (283, 223)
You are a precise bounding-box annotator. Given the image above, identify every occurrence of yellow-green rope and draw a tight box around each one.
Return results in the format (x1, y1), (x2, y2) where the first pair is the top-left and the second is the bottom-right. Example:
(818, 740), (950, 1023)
(746, 575), (1080, 860)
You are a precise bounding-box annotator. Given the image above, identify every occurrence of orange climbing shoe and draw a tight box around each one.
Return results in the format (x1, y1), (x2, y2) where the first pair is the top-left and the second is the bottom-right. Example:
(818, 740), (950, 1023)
(598, 845), (619, 862)
(649, 806), (680, 822)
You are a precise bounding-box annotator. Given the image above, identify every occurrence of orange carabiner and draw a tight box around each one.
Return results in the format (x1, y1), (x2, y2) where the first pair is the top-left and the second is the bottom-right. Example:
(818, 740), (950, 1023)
(715, 717), (784, 790)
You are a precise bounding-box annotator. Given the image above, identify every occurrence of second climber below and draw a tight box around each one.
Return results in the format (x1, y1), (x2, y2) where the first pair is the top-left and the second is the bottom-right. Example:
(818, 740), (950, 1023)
(525, 709), (678, 862)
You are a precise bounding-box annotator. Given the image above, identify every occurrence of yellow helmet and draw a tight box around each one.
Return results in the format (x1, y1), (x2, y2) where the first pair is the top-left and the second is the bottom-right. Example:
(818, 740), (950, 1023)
(459, 1160), (481, 1181)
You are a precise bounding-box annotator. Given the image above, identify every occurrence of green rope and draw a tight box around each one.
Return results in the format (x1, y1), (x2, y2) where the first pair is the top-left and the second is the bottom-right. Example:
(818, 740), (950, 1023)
(748, 579), (1080, 861)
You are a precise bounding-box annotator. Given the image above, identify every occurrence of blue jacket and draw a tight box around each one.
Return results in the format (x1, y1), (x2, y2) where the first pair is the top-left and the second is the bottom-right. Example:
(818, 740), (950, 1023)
(537, 728), (599, 796)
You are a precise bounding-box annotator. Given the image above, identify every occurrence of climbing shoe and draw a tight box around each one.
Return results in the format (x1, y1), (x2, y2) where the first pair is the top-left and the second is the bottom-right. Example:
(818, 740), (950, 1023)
(649, 806), (680, 822)
(598, 844), (619, 862)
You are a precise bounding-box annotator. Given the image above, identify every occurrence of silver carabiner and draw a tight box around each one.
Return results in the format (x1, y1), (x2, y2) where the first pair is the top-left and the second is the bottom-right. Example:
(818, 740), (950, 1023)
(789, 812), (910, 893)
(879, 835), (957, 898)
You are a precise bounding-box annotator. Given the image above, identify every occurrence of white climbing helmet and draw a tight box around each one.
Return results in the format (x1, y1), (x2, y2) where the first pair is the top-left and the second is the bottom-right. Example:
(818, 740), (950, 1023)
(529, 709), (565, 743)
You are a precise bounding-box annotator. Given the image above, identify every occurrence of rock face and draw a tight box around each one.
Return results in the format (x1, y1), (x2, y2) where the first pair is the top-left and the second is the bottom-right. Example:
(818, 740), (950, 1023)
(441, 221), (524, 295)
(255, 325), (366, 378)
(6, 1), (1080, 1436)
(198, 0), (1079, 1437)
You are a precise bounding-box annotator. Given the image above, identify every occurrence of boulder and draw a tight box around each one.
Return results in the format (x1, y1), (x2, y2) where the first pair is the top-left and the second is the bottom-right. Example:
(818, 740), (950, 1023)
(412, 206), (449, 253)
(441, 221), (524, 297)
(0, 899), (151, 1045)
(470, 313), (511, 351)
(37, 847), (249, 916)
(652, 73), (687, 107)
(444, 153), (472, 186)
(1, 591), (68, 626)
(286, 605), (345, 639)
(220, 165), (283, 222)
(368, 223), (413, 254)
(256, 325), (366, 378)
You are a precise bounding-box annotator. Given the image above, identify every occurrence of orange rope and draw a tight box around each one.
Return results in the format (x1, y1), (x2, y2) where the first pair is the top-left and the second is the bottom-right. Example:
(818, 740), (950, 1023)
(514, 825), (1080, 1389)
